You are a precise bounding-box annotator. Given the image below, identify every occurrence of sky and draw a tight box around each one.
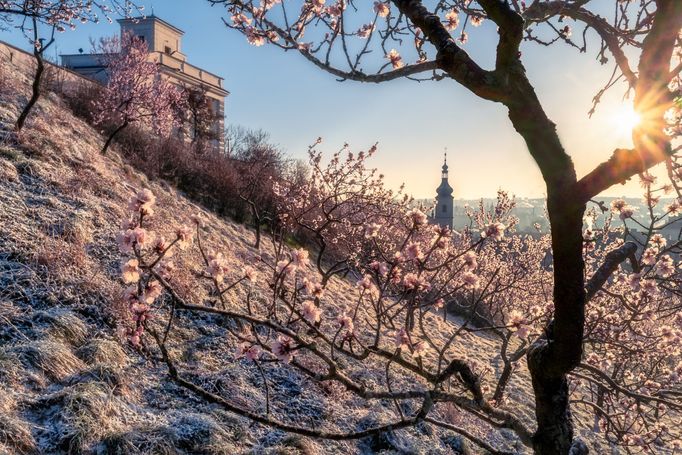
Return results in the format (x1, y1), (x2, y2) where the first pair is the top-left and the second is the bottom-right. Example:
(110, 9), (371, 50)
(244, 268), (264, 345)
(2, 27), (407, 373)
(0, 0), (657, 200)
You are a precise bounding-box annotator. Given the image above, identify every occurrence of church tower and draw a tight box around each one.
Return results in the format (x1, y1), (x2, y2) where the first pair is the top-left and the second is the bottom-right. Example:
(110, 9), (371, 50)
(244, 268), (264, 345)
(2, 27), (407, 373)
(434, 153), (454, 229)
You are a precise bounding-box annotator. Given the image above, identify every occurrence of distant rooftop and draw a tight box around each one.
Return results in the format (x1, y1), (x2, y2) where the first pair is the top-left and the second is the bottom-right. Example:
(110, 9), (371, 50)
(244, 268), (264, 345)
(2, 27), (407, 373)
(117, 15), (185, 36)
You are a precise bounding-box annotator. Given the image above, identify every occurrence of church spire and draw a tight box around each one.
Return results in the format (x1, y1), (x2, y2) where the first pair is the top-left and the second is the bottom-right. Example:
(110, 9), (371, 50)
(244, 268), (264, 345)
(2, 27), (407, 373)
(442, 151), (448, 179)
(433, 149), (454, 229)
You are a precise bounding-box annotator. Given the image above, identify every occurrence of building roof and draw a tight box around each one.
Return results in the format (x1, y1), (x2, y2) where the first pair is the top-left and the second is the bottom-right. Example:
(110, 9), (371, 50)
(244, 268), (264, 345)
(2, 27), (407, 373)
(437, 179), (454, 197)
(117, 15), (185, 36)
(436, 154), (453, 197)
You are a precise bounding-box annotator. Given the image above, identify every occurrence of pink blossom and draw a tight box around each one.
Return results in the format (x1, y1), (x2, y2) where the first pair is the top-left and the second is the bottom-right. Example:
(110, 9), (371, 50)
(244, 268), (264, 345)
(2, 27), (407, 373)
(641, 248), (658, 266)
(140, 280), (163, 304)
(357, 274), (375, 291)
(619, 206), (635, 220)
(610, 199), (627, 212)
(117, 230), (135, 254)
(357, 23), (375, 38)
(303, 278), (325, 297)
(155, 259), (175, 280)
(373, 1), (389, 17)
(206, 252), (229, 282)
(650, 234), (667, 249)
(656, 255), (675, 278)
(231, 12), (252, 26)
(370, 260), (389, 277)
(385, 49), (403, 69)
(404, 242), (424, 262)
(639, 172), (657, 187)
(336, 313), (354, 333)
(93, 34), (187, 152)
(444, 10), (459, 31)
(276, 259), (293, 276)
(407, 208), (428, 226)
(291, 248), (310, 268)
(640, 279), (658, 296)
(175, 226), (194, 250)
(402, 272), (425, 290)
(121, 259), (141, 284)
(482, 222), (505, 241)
(395, 328), (410, 349)
(461, 251), (477, 271)
(128, 188), (156, 215)
(117, 227), (149, 253)
(244, 266), (257, 282)
(461, 271), (480, 290)
(364, 223), (382, 238)
(237, 343), (261, 361)
(665, 199), (681, 215)
(271, 335), (294, 363)
(301, 300), (322, 323)
(245, 27), (266, 46)
(153, 236), (173, 257)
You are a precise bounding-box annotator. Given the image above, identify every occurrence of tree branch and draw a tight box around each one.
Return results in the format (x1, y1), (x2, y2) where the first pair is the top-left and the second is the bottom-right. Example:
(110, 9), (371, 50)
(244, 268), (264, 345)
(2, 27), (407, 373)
(391, 0), (507, 102)
(585, 241), (637, 301)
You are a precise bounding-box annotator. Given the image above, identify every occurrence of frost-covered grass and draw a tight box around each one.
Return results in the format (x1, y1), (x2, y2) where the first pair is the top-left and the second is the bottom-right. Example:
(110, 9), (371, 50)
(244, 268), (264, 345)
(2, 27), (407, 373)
(0, 56), (496, 454)
(3, 51), (676, 455)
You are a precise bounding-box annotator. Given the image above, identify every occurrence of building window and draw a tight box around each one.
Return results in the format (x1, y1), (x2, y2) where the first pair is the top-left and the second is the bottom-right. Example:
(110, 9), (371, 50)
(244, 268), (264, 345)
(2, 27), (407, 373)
(442, 204), (447, 213)
(164, 46), (172, 55)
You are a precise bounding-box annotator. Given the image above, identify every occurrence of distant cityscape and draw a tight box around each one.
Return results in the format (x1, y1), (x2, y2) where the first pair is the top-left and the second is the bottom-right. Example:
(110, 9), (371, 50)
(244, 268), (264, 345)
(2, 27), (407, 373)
(418, 154), (681, 241)
(418, 196), (682, 240)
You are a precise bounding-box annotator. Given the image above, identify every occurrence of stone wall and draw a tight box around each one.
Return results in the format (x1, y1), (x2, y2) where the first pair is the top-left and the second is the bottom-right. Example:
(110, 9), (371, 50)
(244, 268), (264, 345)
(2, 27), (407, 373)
(0, 40), (100, 93)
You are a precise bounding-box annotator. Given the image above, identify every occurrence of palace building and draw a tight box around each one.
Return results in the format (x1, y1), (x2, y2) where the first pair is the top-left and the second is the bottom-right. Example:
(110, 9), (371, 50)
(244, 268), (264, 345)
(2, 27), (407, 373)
(60, 15), (228, 147)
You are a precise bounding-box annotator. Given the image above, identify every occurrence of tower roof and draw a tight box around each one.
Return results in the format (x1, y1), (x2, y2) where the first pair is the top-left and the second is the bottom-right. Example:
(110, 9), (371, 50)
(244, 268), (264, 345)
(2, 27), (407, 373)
(436, 152), (453, 196)
(117, 15), (185, 36)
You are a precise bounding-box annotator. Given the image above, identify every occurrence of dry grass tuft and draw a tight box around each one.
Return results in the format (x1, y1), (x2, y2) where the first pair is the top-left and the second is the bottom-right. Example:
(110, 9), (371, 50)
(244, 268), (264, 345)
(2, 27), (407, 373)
(34, 309), (89, 347)
(18, 338), (85, 382)
(50, 381), (128, 453)
(0, 388), (37, 455)
(42, 212), (94, 245)
(167, 413), (238, 454)
(0, 158), (19, 182)
(102, 426), (179, 455)
(77, 338), (129, 367)
(67, 363), (128, 395)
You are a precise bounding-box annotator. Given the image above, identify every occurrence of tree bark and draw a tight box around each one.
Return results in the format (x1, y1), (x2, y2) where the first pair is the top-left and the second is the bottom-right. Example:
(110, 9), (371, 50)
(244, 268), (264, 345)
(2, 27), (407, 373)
(101, 121), (129, 155)
(505, 76), (587, 454)
(15, 46), (45, 131)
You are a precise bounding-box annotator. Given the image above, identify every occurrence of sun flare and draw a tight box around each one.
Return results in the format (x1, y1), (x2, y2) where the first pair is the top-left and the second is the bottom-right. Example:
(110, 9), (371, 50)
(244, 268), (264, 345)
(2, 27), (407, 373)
(613, 105), (642, 134)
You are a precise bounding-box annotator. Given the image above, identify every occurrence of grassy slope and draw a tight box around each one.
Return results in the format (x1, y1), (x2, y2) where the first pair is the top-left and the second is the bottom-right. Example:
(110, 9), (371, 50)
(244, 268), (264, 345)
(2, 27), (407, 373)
(0, 55), (636, 455)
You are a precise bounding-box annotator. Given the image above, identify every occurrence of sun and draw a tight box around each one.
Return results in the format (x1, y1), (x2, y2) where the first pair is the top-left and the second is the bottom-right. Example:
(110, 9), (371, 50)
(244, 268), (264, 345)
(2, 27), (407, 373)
(613, 104), (642, 135)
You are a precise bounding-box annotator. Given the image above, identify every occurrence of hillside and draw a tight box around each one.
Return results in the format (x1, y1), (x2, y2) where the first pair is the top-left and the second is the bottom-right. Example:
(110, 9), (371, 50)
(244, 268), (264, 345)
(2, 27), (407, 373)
(0, 50), (541, 455)
(6, 45), (679, 455)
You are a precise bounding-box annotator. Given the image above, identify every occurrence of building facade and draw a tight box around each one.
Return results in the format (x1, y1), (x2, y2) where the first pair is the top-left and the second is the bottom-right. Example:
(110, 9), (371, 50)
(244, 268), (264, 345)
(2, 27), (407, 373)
(432, 154), (454, 229)
(60, 16), (228, 147)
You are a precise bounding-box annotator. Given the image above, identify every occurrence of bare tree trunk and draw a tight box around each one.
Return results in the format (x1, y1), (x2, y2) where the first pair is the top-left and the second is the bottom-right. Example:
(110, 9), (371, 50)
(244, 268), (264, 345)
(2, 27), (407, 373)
(101, 121), (129, 155)
(506, 85), (588, 454)
(15, 41), (45, 131)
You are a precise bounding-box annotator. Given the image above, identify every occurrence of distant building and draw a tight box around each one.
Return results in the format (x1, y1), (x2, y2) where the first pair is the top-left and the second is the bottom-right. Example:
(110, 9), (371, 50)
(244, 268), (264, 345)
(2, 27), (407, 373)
(431, 154), (454, 229)
(60, 15), (229, 147)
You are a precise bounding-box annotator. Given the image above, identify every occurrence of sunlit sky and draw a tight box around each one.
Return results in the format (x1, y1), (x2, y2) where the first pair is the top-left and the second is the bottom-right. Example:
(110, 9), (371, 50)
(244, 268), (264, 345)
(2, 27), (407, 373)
(1, 0), (658, 199)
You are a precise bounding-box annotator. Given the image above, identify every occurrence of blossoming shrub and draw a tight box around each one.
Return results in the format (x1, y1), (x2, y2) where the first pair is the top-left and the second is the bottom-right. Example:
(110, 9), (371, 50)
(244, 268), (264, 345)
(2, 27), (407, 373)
(115, 147), (681, 453)
(91, 33), (187, 154)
